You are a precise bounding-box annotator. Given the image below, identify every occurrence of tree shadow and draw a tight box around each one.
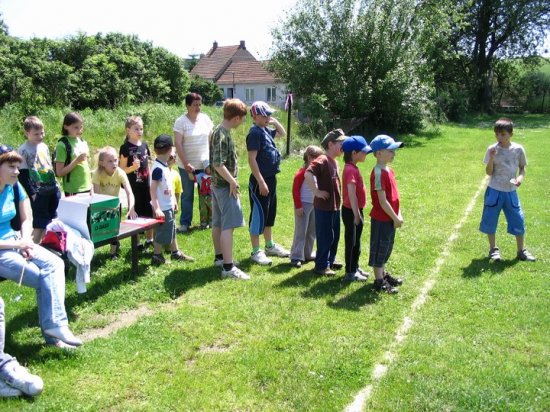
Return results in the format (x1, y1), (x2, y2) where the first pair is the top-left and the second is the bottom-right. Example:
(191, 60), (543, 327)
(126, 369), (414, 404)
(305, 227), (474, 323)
(462, 256), (519, 278)
(163, 266), (220, 298)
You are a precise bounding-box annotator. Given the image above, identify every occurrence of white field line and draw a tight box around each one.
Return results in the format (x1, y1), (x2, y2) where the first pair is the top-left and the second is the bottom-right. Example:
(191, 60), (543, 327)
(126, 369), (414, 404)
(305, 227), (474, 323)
(345, 176), (488, 412)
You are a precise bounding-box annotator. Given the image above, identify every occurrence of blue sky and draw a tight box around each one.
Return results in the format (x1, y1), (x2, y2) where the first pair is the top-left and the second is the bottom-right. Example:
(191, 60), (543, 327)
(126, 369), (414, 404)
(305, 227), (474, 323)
(0, 0), (298, 59)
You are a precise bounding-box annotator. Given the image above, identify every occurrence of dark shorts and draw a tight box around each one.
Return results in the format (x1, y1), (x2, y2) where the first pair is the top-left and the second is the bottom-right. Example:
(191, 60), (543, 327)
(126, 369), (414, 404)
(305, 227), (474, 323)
(368, 218), (396, 268)
(154, 209), (176, 245)
(248, 174), (277, 236)
(32, 187), (61, 229)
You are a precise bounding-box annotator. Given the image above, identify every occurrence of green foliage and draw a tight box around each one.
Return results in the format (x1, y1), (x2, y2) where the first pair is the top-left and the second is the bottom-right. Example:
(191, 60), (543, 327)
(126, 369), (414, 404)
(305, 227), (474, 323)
(0, 32), (190, 110)
(270, 0), (436, 134)
(188, 75), (223, 105)
(519, 71), (550, 113)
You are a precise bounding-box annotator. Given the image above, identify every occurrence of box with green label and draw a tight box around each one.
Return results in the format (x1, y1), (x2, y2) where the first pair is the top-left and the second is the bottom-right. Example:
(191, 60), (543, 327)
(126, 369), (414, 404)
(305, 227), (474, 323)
(57, 194), (121, 243)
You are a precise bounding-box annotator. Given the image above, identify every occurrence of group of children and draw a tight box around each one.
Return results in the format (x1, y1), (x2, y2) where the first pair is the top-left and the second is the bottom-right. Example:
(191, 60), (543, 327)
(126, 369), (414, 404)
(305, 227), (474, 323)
(15, 108), (536, 289)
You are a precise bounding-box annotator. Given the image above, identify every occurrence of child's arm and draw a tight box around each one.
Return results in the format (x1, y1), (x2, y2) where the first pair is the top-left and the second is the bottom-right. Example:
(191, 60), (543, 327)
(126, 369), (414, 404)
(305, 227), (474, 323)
(119, 154), (140, 174)
(214, 165), (240, 198)
(347, 182), (362, 225)
(92, 183), (101, 193)
(55, 152), (87, 177)
(149, 180), (164, 219)
(248, 151), (269, 196)
(292, 171), (304, 216)
(304, 171), (329, 200)
(376, 189), (403, 228)
(485, 147), (497, 175)
(121, 173), (137, 219)
(268, 118), (286, 138)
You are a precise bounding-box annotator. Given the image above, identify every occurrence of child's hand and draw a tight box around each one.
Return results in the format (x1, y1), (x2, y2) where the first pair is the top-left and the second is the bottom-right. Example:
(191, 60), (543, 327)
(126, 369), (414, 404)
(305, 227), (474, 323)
(488, 147), (497, 159)
(127, 208), (138, 220)
(354, 214), (363, 226)
(229, 181), (240, 198)
(18, 238), (34, 259)
(154, 207), (164, 219)
(314, 189), (329, 200)
(76, 153), (87, 163)
(393, 216), (404, 228)
(132, 157), (140, 170)
(259, 181), (269, 196)
(295, 208), (304, 217)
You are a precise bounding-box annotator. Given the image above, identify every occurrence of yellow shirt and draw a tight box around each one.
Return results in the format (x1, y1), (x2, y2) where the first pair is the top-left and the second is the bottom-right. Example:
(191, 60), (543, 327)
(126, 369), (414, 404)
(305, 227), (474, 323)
(171, 167), (182, 197)
(92, 167), (127, 197)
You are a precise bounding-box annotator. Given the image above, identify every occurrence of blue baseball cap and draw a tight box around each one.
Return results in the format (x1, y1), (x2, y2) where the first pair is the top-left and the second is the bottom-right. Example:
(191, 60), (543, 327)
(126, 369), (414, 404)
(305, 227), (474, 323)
(250, 101), (275, 117)
(342, 135), (372, 154)
(369, 134), (404, 152)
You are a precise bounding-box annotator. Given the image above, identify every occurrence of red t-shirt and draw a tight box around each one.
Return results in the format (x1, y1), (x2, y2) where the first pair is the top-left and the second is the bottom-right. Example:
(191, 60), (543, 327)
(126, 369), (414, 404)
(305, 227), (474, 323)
(342, 163), (366, 209)
(369, 165), (399, 222)
(306, 154), (341, 211)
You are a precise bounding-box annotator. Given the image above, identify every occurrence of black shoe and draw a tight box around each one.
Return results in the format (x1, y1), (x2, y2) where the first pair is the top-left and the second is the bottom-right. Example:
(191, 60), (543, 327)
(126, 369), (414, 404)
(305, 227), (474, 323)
(151, 254), (165, 266)
(374, 279), (398, 294)
(330, 262), (343, 270)
(109, 253), (120, 261)
(138, 240), (154, 252)
(384, 272), (403, 287)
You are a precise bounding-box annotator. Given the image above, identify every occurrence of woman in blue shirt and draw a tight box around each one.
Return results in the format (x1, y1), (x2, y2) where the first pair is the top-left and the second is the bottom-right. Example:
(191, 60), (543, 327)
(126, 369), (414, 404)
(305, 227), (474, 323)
(0, 145), (81, 349)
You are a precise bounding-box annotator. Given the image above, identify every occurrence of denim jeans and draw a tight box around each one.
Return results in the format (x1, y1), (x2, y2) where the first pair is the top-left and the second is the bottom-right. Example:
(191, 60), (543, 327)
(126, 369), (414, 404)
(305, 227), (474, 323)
(0, 241), (68, 344)
(0, 297), (14, 369)
(178, 167), (195, 227)
(314, 209), (341, 271)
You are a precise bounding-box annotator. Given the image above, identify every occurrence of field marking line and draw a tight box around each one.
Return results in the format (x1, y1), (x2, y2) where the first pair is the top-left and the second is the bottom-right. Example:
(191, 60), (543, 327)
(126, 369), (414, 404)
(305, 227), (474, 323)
(345, 176), (488, 412)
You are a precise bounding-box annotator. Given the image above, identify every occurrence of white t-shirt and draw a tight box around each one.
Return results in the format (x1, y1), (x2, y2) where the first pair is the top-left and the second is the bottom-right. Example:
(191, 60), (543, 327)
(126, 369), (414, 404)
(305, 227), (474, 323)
(173, 112), (213, 169)
(483, 142), (527, 192)
(151, 159), (174, 211)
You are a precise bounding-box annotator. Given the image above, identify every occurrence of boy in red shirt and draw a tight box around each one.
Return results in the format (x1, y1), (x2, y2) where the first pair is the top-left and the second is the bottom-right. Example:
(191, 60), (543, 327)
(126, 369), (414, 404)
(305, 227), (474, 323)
(368, 135), (404, 293)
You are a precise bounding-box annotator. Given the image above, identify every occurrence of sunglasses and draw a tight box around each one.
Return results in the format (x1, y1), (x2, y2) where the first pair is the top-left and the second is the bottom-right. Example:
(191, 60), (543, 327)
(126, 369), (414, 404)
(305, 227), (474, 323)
(0, 144), (14, 155)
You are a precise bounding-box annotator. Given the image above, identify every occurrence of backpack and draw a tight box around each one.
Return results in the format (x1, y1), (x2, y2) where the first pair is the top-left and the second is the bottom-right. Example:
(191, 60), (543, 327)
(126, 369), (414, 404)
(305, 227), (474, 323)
(11, 183), (21, 231)
(53, 136), (72, 182)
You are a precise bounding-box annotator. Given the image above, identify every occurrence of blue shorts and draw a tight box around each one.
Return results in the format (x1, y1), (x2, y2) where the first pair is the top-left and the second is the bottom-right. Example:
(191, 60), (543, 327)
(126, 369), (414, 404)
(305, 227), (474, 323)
(479, 187), (525, 236)
(248, 175), (277, 236)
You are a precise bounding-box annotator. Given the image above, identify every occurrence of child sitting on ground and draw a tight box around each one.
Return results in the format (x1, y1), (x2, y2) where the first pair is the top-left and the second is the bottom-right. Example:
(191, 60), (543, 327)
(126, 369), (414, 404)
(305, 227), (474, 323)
(341, 136), (372, 281)
(92, 146), (137, 259)
(289, 145), (324, 268)
(150, 134), (194, 266)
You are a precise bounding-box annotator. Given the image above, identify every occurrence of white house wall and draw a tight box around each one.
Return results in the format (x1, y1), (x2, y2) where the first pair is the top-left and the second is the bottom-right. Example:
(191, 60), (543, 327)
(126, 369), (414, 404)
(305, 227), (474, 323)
(221, 83), (287, 108)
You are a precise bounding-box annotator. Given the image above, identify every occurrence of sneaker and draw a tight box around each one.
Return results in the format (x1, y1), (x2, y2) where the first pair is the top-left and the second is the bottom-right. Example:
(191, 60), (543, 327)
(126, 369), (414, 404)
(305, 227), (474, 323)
(517, 249), (536, 261)
(176, 225), (189, 234)
(344, 271), (368, 281)
(0, 379), (22, 397)
(290, 259), (302, 268)
(0, 359), (44, 396)
(221, 266), (250, 280)
(251, 250), (272, 265)
(214, 258), (240, 267)
(151, 254), (165, 266)
(199, 223), (210, 230)
(330, 262), (343, 270)
(314, 267), (336, 276)
(384, 272), (403, 286)
(171, 251), (195, 262)
(374, 278), (398, 294)
(357, 267), (369, 276)
(489, 247), (501, 261)
(305, 254), (316, 263)
(48, 340), (78, 350)
(43, 326), (82, 346)
(265, 243), (290, 257)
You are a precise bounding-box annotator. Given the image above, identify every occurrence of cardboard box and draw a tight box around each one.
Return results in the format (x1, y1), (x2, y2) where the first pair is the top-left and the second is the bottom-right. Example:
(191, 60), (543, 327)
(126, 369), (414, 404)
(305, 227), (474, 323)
(57, 194), (121, 243)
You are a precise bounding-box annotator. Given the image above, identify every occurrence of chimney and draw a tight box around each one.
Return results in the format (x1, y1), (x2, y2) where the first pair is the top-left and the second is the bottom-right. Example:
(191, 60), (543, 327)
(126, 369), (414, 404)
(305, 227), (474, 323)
(213, 41), (218, 50)
(239, 40), (246, 49)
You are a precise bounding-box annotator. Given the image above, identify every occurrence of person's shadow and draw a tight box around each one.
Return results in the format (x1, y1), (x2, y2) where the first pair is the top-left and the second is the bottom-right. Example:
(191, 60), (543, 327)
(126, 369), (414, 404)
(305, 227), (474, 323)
(462, 256), (518, 278)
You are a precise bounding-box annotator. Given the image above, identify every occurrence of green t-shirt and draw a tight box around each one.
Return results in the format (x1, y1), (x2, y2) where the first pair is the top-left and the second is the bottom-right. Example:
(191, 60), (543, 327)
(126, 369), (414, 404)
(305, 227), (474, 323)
(55, 136), (92, 193)
(209, 125), (238, 187)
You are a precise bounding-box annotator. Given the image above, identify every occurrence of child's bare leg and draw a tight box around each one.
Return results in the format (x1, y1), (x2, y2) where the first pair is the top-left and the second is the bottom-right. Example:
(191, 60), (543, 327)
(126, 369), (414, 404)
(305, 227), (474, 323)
(153, 242), (162, 255)
(263, 226), (273, 245)
(170, 238), (179, 253)
(146, 229), (154, 242)
(488, 233), (496, 250)
(373, 266), (385, 280)
(250, 233), (260, 250)
(212, 226), (222, 255)
(221, 228), (234, 264)
(32, 228), (45, 244)
(515, 235), (524, 252)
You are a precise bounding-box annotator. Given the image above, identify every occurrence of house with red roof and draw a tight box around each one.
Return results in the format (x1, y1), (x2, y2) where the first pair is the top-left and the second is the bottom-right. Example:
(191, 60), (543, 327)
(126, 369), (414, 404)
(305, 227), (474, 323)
(191, 41), (287, 108)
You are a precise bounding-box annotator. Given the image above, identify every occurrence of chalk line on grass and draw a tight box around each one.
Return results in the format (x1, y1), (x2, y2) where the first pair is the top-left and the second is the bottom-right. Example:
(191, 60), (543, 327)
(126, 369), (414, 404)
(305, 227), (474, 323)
(345, 176), (488, 412)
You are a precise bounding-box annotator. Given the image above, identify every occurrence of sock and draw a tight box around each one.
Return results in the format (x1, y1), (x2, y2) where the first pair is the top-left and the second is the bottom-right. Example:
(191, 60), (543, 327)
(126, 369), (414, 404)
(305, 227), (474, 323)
(215, 254), (223, 261)
(223, 263), (234, 271)
(252, 246), (260, 254)
(265, 240), (274, 249)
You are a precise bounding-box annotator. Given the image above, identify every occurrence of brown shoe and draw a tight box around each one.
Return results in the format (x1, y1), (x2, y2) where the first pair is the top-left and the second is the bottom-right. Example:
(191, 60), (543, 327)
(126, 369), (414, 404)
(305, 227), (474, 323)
(314, 267), (336, 276)
(171, 251), (195, 262)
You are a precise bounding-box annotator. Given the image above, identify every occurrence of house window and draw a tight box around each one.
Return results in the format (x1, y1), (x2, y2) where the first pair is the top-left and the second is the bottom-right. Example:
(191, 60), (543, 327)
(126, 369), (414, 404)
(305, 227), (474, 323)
(245, 88), (254, 102)
(266, 87), (276, 102)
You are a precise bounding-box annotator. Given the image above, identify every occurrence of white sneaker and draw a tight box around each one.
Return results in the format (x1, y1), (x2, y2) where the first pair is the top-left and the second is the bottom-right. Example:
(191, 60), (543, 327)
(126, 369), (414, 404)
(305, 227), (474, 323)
(251, 250), (272, 265)
(0, 360), (43, 396)
(265, 243), (290, 257)
(214, 258), (240, 268)
(0, 379), (22, 397)
(221, 266), (250, 280)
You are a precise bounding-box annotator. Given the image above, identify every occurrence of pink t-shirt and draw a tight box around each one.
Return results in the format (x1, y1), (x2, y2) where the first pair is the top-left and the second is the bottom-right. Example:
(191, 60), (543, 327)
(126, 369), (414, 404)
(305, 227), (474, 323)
(342, 163), (366, 209)
(369, 165), (399, 222)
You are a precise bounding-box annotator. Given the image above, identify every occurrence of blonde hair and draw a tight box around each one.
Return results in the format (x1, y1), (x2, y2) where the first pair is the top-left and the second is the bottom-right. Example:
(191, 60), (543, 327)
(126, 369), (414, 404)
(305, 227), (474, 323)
(303, 145), (323, 167)
(96, 146), (118, 174)
(125, 115), (143, 129)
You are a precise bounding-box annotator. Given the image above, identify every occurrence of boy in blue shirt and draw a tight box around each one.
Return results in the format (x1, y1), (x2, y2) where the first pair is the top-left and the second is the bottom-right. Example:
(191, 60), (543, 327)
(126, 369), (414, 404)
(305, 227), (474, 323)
(247, 101), (289, 265)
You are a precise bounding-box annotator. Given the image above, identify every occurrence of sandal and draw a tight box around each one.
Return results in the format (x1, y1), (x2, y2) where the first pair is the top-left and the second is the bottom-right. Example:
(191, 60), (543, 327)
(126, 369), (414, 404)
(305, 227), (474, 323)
(489, 247), (501, 261)
(517, 249), (536, 262)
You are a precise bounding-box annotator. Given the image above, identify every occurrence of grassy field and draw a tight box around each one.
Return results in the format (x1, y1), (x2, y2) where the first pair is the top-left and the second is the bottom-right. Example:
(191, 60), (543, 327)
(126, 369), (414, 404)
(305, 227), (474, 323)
(0, 110), (548, 411)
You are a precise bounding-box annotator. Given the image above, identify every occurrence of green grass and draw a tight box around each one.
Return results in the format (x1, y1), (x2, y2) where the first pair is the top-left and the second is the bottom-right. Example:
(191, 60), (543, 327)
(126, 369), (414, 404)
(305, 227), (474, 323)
(0, 113), (548, 410)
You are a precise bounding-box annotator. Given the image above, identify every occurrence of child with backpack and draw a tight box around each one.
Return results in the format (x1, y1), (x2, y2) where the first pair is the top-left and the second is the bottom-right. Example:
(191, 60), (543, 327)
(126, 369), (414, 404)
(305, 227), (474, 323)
(54, 112), (92, 197)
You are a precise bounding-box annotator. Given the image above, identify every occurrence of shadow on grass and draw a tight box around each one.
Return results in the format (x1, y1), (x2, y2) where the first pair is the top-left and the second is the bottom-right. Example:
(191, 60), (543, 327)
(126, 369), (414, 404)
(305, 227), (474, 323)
(328, 283), (380, 311)
(163, 265), (220, 298)
(461, 257), (519, 278)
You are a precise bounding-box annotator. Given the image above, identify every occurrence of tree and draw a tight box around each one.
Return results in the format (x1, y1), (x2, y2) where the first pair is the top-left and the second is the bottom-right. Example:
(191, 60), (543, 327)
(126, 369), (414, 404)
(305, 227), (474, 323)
(269, 0), (437, 134)
(452, 0), (550, 112)
(188, 75), (223, 105)
(0, 12), (8, 36)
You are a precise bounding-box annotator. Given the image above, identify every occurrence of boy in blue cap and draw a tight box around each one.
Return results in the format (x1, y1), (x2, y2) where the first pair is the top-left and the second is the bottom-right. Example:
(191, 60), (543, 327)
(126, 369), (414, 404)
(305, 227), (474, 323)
(341, 136), (372, 281)
(368, 134), (404, 293)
